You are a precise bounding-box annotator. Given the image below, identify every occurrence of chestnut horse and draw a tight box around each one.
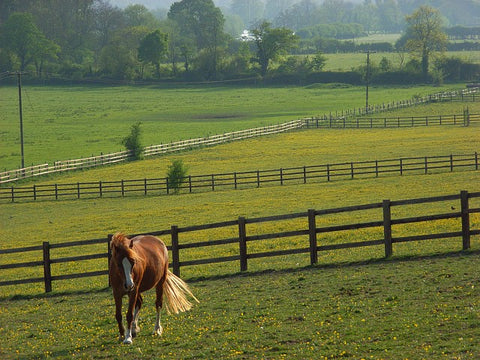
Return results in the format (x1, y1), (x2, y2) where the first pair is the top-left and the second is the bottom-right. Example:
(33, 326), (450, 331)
(109, 232), (198, 344)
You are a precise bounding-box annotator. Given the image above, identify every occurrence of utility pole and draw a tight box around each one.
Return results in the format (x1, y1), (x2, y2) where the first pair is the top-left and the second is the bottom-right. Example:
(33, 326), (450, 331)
(17, 71), (25, 169)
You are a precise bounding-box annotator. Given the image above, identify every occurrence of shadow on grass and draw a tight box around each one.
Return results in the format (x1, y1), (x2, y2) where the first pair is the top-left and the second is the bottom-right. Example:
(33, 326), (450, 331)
(187, 248), (480, 283)
(3, 249), (479, 301)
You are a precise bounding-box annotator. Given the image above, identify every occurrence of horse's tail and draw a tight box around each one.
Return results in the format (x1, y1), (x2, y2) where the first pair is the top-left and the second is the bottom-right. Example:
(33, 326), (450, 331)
(163, 270), (199, 314)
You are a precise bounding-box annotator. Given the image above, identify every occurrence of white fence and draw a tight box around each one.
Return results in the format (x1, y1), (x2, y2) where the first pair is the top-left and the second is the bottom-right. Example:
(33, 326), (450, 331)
(0, 120), (304, 184)
(1, 87), (478, 184)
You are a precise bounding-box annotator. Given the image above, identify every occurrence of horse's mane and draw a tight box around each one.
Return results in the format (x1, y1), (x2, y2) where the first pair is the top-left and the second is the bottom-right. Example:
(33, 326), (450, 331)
(110, 232), (141, 264)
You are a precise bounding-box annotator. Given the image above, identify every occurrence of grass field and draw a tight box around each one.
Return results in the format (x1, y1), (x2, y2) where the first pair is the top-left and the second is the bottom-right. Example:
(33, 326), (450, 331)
(0, 82), (470, 171)
(1, 85), (479, 359)
(1, 252), (479, 359)
(324, 51), (480, 72)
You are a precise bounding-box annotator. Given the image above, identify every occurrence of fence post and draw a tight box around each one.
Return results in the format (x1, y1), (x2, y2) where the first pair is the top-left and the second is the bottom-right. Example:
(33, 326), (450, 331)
(461, 190), (470, 250)
(171, 226), (180, 276)
(238, 217), (248, 272)
(43, 241), (52, 293)
(308, 209), (318, 265)
(107, 234), (112, 287)
(383, 200), (393, 258)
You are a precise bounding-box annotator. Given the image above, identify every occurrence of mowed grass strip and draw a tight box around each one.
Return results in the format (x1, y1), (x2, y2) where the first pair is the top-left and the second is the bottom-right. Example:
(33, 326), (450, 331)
(0, 83), (468, 170)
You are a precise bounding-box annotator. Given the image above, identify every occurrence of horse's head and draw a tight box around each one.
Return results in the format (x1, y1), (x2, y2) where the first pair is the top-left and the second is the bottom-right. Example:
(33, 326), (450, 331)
(110, 233), (137, 292)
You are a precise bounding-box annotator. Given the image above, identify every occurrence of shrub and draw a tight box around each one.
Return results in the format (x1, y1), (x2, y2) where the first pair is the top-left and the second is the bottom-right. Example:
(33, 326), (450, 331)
(167, 160), (188, 194)
(122, 122), (144, 160)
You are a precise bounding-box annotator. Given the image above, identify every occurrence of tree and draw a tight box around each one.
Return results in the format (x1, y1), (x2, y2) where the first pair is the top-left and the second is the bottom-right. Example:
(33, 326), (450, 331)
(124, 4), (158, 28)
(138, 29), (168, 78)
(122, 122), (144, 160)
(403, 6), (447, 80)
(167, 160), (188, 195)
(264, 0), (295, 21)
(230, 0), (265, 28)
(251, 21), (298, 77)
(168, 0), (225, 51)
(168, 0), (226, 79)
(1, 12), (59, 71)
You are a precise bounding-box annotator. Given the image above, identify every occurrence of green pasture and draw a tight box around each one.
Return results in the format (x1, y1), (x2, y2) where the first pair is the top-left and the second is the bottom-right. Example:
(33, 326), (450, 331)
(1, 88), (480, 359)
(352, 33), (402, 44)
(323, 51), (480, 71)
(0, 82), (470, 171)
(1, 252), (479, 359)
(11, 118), (480, 186)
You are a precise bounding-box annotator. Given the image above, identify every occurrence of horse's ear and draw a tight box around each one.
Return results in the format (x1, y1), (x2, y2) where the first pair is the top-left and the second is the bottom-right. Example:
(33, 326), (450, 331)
(129, 239), (134, 249)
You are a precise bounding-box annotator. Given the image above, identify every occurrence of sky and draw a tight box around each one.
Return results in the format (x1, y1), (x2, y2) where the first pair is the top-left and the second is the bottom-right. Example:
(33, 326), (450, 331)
(110, 0), (364, 10)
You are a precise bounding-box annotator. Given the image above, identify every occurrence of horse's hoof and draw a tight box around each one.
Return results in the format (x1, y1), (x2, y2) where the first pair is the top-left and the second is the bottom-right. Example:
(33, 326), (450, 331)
(123, 338), (133, 345)
(132, 328), (140, 338)
(154, 326), (163, 336)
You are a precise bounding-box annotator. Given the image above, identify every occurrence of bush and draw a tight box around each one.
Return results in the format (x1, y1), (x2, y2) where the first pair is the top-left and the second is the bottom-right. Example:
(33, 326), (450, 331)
(167, 160), (188, 194)
(122, 122), (144, 160)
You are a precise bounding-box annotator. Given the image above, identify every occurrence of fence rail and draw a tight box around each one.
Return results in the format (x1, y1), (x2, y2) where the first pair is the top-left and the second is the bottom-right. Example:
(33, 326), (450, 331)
(1, 86), (478, 184)
(0, 190), (479, 293)
(2, 152), (478, 203)
(305, 112), (479, 129)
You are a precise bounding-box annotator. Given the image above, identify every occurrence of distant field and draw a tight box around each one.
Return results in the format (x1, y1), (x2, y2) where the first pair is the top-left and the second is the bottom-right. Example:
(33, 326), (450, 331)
(0, 83), (468, 170)
(323, 51), (480, 71)
(353, 33), (401, 44)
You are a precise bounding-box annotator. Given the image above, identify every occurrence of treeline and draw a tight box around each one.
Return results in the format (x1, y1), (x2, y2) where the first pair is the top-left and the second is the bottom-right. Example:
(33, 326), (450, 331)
(220, 0), (480, 34)
(0, 0), (479, 84)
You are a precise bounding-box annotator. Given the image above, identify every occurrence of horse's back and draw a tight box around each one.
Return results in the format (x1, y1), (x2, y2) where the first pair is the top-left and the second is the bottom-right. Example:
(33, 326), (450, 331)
(133, 235), (168, 261)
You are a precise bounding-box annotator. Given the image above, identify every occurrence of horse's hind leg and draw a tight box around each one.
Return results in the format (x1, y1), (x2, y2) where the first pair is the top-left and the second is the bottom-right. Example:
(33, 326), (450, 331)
(154, 283), (164, 336)
(132, 294), (143, 338)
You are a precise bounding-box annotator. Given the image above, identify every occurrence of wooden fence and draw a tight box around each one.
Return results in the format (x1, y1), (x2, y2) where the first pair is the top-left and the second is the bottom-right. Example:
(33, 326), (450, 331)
(304, 112), (479, 129)
(1, 86), (478, 184)
(0, 190), (479, 293)
(1, 152), (478, 203)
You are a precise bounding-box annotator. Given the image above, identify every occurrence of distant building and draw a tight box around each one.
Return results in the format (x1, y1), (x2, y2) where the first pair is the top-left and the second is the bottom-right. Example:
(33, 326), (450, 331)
(239, 29), (255, 42)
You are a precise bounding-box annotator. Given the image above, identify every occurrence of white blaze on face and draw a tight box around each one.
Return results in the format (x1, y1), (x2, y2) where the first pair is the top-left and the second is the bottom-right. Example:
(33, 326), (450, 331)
(122, 257), (134, 290)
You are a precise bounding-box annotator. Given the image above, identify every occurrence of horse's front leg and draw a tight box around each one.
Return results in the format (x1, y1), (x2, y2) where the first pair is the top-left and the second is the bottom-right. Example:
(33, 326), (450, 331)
(114, 293), (125, 342)
(124, 291), (139, 344)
